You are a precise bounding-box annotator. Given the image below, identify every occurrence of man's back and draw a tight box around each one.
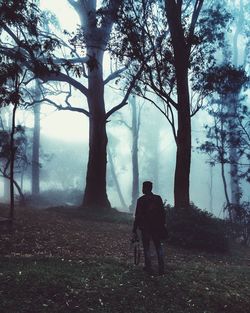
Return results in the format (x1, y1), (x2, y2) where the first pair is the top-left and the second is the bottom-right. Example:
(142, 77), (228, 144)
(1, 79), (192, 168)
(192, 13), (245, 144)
(135, 193), (165, 234)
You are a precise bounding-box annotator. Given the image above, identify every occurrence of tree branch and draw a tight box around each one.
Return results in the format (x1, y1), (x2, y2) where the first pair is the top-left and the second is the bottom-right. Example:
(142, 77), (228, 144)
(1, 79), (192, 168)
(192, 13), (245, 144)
(40, 72), (89, 97)
(106, 65), (144, 119)
(67, 0), (80, 10)
(25, 97), (90, 117)
(104, 65), (128, 85)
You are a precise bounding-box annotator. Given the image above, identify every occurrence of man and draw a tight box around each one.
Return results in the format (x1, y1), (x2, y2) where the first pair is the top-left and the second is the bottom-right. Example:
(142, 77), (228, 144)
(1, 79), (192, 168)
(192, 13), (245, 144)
(132, 181), (166, 275)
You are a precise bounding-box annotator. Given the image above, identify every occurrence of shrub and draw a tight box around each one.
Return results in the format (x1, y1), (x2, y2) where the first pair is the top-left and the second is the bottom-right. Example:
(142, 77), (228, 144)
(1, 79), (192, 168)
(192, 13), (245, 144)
(165, 204), (229, 253)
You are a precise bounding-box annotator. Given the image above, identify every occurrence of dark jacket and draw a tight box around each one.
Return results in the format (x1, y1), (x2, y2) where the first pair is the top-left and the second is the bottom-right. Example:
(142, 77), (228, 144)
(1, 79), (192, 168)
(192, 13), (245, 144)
(133, 192), (166, 237)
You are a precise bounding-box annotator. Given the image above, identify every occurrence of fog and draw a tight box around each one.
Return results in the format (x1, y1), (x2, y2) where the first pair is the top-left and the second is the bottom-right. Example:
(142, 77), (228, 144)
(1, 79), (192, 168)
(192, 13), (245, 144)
(0, 0), (249, 217)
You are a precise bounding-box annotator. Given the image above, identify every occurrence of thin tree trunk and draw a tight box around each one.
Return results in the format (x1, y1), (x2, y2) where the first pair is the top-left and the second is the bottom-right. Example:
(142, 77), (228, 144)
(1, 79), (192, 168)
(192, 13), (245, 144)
(107, 147), (127, 209)
(226, 0), (244, 216)
(228, 94), (241, 207)
(220, 161), (233, 222)
(9, 103), (18, 219)
(221, 161), (230, 207)
(32, 100), (40, 196)
(130, 95), (139, 212)
(209, 164), (213, 214)
(219, 108), (233, 222)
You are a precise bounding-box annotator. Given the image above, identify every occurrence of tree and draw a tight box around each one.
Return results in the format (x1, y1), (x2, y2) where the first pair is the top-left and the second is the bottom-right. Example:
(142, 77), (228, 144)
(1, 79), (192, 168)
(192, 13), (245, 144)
(223, 0), (250, 208)
(113, 0), (230, 208)
(0, 0), (143, 211)
(0, 0), (56, 215)
(0, 61), (27, 217)
(31, 81), (41, 196)
(129, 95), (141, 211)
(0, 0), (143, 209)
(199, 65), (249, 222)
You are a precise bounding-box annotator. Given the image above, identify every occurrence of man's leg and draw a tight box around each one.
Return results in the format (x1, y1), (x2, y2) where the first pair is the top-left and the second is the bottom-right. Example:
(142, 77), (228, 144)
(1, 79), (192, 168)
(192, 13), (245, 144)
(141, 232), (152, 272)
(153, 238), (165, 275)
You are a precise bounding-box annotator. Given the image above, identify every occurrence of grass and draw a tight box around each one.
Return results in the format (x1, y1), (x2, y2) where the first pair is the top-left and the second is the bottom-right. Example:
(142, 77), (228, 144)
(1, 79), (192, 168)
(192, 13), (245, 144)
(1, 256), (250, 313)
(0, 206), (250, 312)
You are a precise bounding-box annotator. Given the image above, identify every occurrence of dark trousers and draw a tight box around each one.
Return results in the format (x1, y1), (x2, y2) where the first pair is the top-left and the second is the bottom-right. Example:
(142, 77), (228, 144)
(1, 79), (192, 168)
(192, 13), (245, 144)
(141, 231), (164, 273)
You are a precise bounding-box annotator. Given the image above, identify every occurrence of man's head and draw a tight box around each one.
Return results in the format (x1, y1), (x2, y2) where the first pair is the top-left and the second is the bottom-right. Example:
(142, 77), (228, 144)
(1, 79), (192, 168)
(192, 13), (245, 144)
(142, 181), (153, 195)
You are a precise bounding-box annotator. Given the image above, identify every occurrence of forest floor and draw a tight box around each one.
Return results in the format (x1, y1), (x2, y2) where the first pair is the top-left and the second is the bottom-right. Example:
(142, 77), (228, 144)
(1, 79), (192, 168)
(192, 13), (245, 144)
(0, 205), (250, 313)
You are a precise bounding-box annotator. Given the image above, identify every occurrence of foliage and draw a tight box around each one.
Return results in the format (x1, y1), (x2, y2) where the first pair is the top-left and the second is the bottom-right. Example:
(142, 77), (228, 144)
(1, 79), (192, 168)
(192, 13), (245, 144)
(199, 64), (249, 95)
(165, 204), (229, 253)
(198, 65), (250, 183)
(111, 1), (231, 109)
(227, 202), (250, 245)
(0, 125), (28, 180)
(0, 0), (62, 92)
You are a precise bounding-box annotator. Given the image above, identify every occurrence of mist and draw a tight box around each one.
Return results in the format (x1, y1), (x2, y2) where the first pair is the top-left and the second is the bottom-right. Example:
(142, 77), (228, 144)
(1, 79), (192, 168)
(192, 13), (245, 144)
(0, 0), (249, 217)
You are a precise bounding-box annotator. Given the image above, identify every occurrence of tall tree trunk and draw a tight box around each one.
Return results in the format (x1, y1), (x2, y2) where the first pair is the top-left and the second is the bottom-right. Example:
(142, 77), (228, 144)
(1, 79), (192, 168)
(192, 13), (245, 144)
(226, 0), (244, 216)
(130, 95), (139, 212)
(82, 48), (111, 210)
(228, 94), (241, 208)
(209, 164), (213, 214)
(32, 97), (40, 196)
(166, 0), (191, 208)
(174, 74), (191, 208)
(9, 103), (18, 219)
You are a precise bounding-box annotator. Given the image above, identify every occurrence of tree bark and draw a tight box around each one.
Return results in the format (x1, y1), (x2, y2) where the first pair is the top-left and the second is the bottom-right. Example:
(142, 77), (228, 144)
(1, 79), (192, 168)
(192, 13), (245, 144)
(130, 95), (139, 212)
(174, 73), (191, 208)
(32, 88), (41, 196)
(166, 0), (191, 208)
(9, 103), (18, 219)
(227, 0), (244, 215)
(82, 47), (111, 210)
(72, 0), (123, 211)
(228, 94), (241, 208)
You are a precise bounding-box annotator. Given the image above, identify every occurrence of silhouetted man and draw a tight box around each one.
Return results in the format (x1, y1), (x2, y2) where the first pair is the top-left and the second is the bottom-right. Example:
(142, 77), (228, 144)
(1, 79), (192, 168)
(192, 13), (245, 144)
(132, 181), (166, 275)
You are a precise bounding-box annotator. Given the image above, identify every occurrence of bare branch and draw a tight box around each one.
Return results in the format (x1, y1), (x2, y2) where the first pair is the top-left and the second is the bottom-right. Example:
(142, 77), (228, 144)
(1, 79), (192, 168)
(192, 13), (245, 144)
(104, 65), (128, 85)
(25, 97), (90, 117)
(106, 65), (144, 119)
(52, 56), (90, 65)
(187, 0), (204, 54)
(40, 72), (89, 96)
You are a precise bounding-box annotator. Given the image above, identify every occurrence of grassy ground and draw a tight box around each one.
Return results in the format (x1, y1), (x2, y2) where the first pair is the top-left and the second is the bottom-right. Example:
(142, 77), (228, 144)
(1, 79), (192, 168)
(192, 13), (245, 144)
(0, 206), (250, 313)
